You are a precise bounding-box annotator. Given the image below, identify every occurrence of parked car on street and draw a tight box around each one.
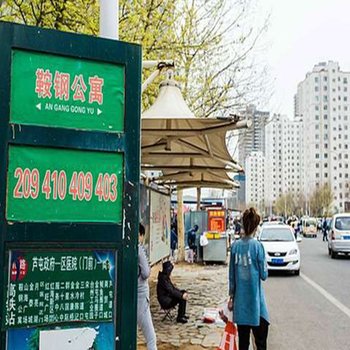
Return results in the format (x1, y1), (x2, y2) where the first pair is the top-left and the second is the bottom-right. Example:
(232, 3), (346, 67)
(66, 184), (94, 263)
(301, 217), (317, 238)
(258, 224), (301, 275)
(328, 213), (350, 258)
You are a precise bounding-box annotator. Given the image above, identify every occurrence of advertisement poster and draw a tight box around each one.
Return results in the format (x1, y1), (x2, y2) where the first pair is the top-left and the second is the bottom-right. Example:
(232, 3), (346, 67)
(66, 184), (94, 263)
(6, 145), (123, 223)
(7, 322), (114, 350)
(4, 250), (116, 329)
(149, 191), (170, 264)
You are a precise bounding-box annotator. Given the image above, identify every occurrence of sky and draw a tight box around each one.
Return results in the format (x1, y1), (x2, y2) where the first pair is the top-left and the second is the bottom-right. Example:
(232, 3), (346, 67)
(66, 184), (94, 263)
(257, 0), (350, 117)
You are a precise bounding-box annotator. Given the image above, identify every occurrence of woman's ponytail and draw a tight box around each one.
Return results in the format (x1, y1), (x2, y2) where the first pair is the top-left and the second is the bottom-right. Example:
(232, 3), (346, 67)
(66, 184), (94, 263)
(242, 207), (261, 236)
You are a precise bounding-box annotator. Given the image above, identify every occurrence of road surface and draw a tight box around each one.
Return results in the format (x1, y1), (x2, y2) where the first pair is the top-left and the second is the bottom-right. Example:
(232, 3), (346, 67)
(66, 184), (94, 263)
(265, 234), (350, 349)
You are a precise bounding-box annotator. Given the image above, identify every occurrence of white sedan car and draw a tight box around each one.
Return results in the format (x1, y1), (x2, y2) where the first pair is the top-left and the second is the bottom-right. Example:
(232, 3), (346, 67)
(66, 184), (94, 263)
(259, 224), (301, 275)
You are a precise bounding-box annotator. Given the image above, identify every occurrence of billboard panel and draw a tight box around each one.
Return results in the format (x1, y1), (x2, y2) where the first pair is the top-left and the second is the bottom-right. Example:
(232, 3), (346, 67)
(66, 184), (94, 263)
(149, 191), (170, 264)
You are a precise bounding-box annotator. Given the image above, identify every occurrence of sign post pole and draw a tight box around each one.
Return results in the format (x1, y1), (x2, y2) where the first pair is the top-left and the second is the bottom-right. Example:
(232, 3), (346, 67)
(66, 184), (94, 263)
(0, 21), (141, 350)
(100, 0), (119, 40)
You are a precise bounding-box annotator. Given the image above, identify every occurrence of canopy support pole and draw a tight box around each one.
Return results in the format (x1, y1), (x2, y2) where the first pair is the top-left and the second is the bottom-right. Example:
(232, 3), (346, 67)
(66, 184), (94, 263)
(177, 188), (185, 262)
(196, 187), (201, 211)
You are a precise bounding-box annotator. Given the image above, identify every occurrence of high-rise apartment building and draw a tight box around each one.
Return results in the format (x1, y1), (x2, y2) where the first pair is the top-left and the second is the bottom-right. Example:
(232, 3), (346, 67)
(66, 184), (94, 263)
(238, 105), (269, 164)
(295, 61), (350, 212)
(264, 114), (302, 211)
(245, 151), (265, 213)
(237, 105), (269, 208)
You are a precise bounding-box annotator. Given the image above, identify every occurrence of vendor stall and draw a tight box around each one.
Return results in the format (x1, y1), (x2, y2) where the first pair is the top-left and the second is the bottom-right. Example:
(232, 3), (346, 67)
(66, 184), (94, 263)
(202, 209), (228, 263)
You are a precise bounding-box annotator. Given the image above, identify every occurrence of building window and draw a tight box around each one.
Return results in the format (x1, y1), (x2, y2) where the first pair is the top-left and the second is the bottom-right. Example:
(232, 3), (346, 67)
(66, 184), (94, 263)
(324, 105), (328, 110)
(315, 77), (319, 83)
(315, 115), (319, 120)
(344, 77), (348, 84)
(324, 114), (328, 120)
(324, 86), (328, 91)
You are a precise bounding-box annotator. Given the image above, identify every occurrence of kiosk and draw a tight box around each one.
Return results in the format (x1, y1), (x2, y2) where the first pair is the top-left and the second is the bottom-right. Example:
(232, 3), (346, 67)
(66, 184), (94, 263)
(203, 209), (228, 263)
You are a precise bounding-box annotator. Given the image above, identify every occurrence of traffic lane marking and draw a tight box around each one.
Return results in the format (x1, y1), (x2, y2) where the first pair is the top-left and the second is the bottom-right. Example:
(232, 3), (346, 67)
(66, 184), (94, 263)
(300, 272), (350, 319)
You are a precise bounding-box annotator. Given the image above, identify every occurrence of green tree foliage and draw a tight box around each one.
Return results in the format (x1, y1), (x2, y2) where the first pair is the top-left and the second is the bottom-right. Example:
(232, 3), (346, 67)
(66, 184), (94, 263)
(0, 0), (98, 33)
(309, 183), (333, 217)
(0, 0), (269, 115)
(174, 0), (270, 118)
(274, 192), (297, 217)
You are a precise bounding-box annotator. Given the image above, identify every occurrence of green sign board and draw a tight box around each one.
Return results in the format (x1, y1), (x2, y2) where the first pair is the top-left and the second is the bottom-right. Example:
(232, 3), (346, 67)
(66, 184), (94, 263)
(6, 145), (123, 223)
(10, 50), (125, 132)
(0, 22), (141, 350)
(4, 250), (116, 329)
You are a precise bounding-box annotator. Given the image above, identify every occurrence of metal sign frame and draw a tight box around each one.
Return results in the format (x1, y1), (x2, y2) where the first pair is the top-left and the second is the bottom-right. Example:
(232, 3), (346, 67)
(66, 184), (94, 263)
(0, 21), (141, 350)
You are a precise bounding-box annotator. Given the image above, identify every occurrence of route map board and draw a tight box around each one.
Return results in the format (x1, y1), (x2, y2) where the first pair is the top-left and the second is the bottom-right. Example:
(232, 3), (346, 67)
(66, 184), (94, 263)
(0, 22), (141, 350)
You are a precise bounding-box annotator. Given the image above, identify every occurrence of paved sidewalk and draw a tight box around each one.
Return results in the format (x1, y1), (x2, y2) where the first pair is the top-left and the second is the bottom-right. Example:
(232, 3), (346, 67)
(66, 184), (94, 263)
(138, 262), (229, 349)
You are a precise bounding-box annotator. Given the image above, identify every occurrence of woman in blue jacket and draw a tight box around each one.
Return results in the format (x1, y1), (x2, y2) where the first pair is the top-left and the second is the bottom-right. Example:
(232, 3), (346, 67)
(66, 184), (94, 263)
(228, 208), (269, 350)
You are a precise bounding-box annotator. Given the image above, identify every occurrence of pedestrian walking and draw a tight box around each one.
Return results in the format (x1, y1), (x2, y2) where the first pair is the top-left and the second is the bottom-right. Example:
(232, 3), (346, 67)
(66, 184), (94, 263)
(322, 217), (329, 242)
(187, 224), (199, 261)
(170, 224), (178, 260)
(234, 219), (241, 237)
(228, 208), (269, 350)
(138, 223), (157, 350)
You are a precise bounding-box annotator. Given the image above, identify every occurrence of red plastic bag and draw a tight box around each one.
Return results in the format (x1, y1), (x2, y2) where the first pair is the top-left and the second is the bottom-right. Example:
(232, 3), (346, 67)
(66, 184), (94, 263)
(217, 321), (238, 350)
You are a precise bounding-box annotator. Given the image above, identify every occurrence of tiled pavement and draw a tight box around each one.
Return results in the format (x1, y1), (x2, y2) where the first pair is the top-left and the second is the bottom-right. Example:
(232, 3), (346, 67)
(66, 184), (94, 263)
(138, 262), (229, 349)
